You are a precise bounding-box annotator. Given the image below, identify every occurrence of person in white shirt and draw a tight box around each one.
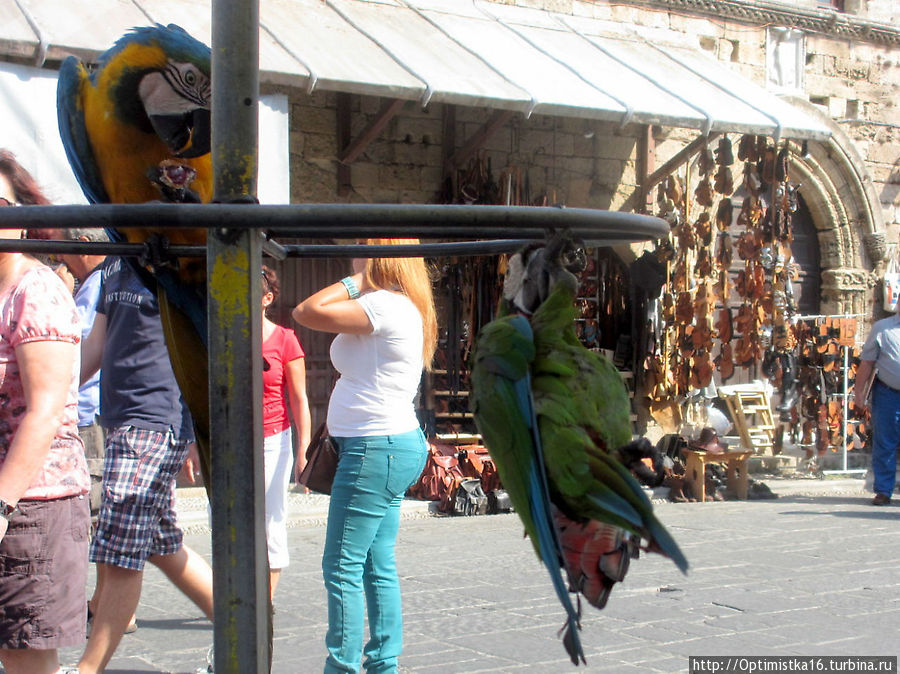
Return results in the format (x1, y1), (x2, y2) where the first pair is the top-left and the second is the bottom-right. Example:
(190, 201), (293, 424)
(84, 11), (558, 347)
(46, 227), (108, 524)
(292, 238), (437, 674)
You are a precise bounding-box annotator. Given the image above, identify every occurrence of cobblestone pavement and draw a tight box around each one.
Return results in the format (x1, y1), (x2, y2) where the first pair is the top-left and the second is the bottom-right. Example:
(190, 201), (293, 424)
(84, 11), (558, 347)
(57, 476), (900, 673)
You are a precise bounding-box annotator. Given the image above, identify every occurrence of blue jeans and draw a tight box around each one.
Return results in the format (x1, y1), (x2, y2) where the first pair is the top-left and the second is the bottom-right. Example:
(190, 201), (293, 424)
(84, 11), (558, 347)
(323, 429), (428, 674)
(871, 381), (900, 496)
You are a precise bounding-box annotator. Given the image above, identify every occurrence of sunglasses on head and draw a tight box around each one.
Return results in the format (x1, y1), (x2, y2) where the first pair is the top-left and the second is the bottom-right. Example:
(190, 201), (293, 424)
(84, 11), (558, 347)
(0, 197), (19, 207)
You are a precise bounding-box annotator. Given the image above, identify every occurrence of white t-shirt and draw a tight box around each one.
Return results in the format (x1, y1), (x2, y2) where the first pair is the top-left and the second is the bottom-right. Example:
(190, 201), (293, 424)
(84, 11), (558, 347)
(327, 289), (424, 437)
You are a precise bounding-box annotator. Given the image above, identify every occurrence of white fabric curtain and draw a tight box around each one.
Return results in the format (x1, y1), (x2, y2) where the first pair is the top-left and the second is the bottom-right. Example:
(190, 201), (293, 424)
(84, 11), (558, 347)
(0, 62), (290, 205)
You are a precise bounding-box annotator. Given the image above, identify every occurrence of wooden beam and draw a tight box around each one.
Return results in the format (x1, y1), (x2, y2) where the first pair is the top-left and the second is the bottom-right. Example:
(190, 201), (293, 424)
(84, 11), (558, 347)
(339, 98), (405, 165)
(622, 131), (719, 212)
(646, 132), (720, 192)
(445, 109), (514, 170)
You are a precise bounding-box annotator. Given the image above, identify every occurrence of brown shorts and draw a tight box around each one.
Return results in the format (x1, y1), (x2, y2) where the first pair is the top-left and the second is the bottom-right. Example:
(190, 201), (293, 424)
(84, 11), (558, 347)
(77, 421), (107, 521)
(0, 494), (90, 649)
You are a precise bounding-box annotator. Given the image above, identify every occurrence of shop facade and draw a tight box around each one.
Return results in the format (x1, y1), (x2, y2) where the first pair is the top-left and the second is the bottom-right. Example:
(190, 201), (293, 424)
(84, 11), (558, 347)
(0, 0), (898, 451)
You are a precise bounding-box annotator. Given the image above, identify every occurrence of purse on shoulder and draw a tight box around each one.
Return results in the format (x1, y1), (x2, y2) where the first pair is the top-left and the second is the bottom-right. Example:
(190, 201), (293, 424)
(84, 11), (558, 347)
(298, 422), (338, 495)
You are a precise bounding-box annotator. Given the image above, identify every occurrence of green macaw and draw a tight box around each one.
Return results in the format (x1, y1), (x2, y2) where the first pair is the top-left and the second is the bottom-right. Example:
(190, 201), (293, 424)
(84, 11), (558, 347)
(470, 234), (688, 665)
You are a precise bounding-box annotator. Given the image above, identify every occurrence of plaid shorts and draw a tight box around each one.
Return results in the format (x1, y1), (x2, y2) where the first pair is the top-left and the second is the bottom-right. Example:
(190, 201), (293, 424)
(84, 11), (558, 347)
(90, 426), (188, 570)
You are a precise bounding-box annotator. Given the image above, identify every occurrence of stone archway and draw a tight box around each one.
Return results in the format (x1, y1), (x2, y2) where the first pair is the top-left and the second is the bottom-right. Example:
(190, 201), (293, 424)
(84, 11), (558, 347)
(783, 97), (886, 321)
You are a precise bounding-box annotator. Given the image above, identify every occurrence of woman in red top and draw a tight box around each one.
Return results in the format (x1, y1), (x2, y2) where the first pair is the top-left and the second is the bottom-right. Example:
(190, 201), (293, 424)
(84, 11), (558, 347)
(261, 265), (311, 599)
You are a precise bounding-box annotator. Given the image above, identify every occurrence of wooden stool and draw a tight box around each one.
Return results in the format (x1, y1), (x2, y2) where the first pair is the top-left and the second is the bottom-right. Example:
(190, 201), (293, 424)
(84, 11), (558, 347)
(682, 449), (753, 501)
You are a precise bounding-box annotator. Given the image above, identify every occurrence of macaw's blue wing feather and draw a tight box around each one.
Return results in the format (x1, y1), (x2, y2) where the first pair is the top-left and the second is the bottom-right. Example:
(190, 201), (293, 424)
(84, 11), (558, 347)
(57, 57), (109, 204)
(153, 266), (207, 347)
(158, 289), (210, 479)
(519, 370), (586, 666)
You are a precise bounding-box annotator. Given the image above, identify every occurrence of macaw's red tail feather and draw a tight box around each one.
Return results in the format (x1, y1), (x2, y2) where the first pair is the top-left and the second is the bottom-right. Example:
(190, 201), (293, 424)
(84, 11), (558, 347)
(554, 509), (637, 610)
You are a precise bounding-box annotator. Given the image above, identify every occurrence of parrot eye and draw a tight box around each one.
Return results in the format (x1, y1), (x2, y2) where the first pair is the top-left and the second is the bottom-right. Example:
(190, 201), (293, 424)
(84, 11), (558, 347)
(184, 69), (197, 86)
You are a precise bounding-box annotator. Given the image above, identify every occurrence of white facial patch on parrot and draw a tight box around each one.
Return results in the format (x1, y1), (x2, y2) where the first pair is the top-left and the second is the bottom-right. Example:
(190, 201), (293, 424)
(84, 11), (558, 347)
(503, 252), (526, 302)
(139, 64), (208, 116)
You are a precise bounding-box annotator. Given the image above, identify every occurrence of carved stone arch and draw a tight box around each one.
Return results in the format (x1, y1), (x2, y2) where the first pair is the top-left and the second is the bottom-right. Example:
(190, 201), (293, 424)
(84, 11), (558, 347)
(781, 97), (885, 318)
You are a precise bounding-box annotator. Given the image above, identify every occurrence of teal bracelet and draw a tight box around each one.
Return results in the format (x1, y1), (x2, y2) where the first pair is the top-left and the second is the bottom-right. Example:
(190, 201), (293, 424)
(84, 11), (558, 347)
(340, 276), (360, 299)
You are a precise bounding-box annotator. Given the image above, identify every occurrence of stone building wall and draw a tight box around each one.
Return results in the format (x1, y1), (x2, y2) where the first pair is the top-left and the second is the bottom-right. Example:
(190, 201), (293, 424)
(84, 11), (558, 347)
(277, 84), (643, 211)
(273, 0), (899, 321)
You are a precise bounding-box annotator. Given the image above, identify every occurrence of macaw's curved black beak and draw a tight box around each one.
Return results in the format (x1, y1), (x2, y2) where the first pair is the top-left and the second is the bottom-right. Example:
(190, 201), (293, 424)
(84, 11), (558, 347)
(150, 108), (211, 158)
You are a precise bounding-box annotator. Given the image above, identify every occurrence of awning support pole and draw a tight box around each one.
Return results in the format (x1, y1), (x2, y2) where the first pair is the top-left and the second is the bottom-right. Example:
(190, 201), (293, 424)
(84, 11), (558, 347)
(210, 0), (269, 672)
(442, 104), (457, 196)
(636, 125), (655, 214)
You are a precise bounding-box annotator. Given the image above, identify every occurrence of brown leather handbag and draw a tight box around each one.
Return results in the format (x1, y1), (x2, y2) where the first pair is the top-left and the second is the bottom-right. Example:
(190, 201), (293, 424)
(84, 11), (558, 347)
(298, 423), (338, 494)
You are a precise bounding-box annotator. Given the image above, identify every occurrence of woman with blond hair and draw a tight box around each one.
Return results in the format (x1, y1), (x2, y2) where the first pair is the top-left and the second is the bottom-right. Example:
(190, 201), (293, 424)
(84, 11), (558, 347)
(292, 239), (436, 673)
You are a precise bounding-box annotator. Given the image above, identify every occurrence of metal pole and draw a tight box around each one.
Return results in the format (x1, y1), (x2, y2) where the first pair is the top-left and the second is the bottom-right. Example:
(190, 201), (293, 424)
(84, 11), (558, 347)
(209, 0), (268, 672)
(842, 344), (849, 472)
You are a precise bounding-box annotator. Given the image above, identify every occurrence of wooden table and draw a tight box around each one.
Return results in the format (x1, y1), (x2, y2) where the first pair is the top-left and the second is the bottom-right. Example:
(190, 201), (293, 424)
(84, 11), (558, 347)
(682, 449), (753, 501)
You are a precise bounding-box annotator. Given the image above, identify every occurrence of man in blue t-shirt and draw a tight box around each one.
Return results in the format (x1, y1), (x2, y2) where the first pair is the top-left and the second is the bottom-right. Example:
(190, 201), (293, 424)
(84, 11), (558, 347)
(77, 257), (213, 674)
(48, 227), (109, 525)
(854, 302), (900, 507)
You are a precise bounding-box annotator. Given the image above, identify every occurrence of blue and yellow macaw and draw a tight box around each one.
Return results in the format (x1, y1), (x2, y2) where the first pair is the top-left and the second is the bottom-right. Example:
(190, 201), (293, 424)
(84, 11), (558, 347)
(57, 24), (213, 486)
(470, 234), (688, 665)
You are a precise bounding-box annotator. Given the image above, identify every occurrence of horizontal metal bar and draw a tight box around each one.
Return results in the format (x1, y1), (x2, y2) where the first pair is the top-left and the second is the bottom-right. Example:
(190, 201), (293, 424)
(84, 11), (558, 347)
(281, 240), (538, 257)
(0, 203), (669, 241)
(1, 240), (201, 257)
(0, 239), (544, 258)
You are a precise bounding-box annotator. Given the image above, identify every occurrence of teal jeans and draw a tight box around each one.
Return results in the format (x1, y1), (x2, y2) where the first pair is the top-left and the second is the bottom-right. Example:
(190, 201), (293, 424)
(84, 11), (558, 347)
(323, 429), (428, 674)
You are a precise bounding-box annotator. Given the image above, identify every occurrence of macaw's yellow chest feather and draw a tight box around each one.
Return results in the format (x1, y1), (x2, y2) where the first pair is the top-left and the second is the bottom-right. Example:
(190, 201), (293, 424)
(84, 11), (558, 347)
(78, 47), (213, 205)
(82, 101), (212, 204)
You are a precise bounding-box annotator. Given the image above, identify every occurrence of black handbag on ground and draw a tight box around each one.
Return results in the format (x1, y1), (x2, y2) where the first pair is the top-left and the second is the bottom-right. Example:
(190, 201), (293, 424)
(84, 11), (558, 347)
(298, 422), (338, 495)
(488, 489), (513, 514)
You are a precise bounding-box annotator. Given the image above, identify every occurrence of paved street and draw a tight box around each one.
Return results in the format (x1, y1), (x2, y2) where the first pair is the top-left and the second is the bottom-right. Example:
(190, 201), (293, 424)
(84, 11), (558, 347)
(58, 477), (899, 673)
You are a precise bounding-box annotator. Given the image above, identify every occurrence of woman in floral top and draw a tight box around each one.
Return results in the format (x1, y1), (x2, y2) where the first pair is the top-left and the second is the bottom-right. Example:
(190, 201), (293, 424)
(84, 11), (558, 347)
(0, 149), (90, 674)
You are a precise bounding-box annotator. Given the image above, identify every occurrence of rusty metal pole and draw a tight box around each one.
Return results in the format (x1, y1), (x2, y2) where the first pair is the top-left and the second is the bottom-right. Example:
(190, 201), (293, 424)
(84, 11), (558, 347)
(209, 0), (268, 671)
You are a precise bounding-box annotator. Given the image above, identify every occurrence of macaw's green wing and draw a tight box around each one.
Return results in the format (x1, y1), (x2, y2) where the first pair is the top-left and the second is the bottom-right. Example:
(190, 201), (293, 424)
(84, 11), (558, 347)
(529, 281), (688, 575)
(471, 316), (539, 547)
(536, 368), (689, 574)
(57, 56), (109, 205)
(471, 314), (586, 665)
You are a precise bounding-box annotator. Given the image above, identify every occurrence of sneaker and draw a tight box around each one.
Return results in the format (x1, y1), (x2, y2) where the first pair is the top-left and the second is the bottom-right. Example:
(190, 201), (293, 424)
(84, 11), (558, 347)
(872, 493), (892, 506)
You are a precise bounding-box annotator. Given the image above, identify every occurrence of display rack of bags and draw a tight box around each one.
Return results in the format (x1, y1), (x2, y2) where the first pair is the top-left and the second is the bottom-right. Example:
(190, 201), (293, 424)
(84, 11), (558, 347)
(772, 314), (868, 473)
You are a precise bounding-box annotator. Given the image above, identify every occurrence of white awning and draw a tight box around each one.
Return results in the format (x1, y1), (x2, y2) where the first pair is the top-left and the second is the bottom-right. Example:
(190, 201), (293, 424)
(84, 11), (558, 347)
(1, 0), (831, 140)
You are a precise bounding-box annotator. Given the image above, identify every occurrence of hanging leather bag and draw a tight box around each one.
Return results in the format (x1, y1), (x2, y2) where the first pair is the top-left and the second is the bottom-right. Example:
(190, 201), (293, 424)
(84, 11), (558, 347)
(298, 422), (338, 495)
(883, 255), (900, 312)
